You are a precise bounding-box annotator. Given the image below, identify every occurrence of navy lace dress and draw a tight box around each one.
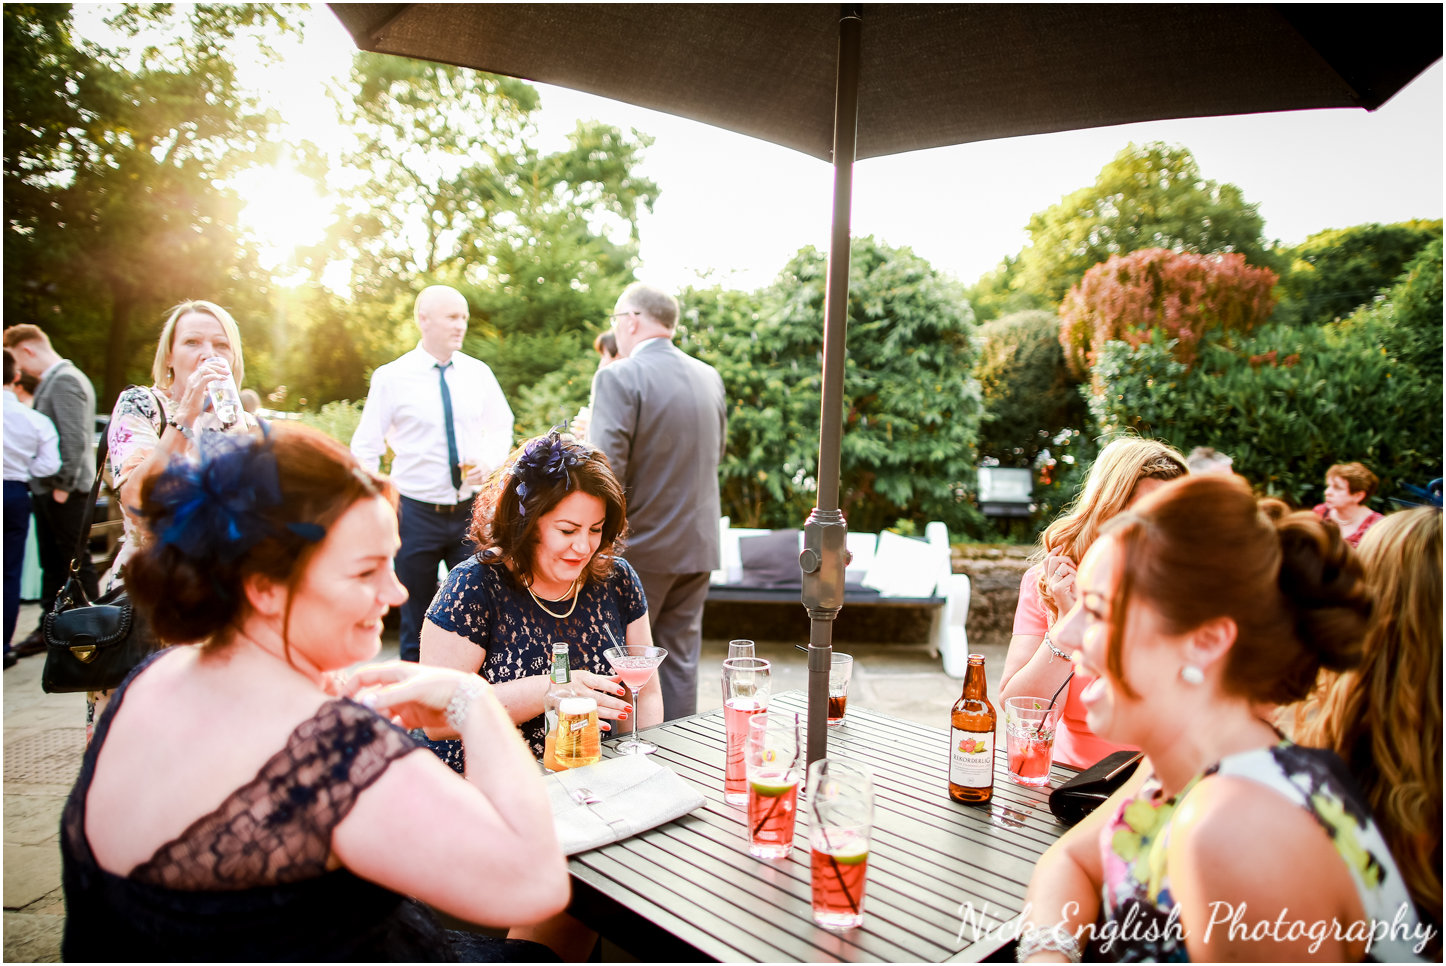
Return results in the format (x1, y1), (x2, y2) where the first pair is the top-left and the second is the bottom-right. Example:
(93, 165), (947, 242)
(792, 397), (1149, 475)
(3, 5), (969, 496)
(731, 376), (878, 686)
(426, 555), (648, 767)
(60, 653), (555, 962)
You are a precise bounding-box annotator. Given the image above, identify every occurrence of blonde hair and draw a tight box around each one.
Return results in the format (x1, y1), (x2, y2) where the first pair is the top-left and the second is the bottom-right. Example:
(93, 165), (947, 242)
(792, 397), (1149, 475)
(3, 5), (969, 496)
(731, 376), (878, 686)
(151, 300), (246, 392)
(1036, 436), (1187, 618)
(1294, 506), (1442, 928)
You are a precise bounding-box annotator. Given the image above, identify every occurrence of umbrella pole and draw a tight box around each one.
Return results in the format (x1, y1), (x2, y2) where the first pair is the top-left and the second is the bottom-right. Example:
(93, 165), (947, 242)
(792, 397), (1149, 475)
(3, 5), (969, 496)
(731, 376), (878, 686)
(803, 4), (861, 768)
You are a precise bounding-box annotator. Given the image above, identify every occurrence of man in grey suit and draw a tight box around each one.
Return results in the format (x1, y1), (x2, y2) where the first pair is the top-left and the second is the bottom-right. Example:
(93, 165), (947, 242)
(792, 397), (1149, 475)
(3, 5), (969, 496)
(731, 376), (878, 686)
(3, 325), (98, 652)
(590, 283), (726, 720)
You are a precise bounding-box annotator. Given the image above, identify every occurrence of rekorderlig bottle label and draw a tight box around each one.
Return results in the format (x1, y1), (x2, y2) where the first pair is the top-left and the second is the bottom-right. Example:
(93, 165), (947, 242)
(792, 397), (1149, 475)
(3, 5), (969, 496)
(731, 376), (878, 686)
(949, 728), (994, 787)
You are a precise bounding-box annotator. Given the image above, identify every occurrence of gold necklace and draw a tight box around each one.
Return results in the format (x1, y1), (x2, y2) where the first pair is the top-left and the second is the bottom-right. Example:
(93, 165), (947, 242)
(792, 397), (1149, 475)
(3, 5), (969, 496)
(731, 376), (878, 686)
(526, 576), (581, 620)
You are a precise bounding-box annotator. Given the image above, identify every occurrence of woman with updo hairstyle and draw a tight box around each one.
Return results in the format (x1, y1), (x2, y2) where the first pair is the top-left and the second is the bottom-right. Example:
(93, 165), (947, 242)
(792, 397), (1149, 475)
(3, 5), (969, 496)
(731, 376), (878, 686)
(1019, 474), (1425, 963)
(422, 428), (659, 767)
(60, 424), (568, 962)
(1294, 506), (1442, 951)
(1001, 436), (1187, 767)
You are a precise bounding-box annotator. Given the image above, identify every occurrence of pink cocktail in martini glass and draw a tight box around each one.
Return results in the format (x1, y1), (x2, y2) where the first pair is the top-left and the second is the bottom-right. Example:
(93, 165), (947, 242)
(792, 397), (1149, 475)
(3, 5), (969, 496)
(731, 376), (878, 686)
(602, 645), (668, 755)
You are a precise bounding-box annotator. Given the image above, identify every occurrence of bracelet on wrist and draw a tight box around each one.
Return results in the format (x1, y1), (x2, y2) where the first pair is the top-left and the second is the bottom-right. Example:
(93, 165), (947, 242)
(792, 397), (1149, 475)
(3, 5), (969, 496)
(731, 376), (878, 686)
(165, 415), (194, 441)
(1017, 924), (1082, 963)
(445, 677), (486, 733)
(1043, 632), (1070, 662)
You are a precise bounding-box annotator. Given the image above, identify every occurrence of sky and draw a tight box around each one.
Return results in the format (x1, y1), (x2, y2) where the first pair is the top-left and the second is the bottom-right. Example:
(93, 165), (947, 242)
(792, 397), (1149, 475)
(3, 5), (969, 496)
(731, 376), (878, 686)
(215, 6), (1444, 293)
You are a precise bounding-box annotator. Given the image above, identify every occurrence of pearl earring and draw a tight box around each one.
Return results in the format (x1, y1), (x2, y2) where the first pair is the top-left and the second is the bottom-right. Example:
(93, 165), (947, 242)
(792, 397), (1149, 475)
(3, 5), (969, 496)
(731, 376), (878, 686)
(1180, 664), (1205, 686)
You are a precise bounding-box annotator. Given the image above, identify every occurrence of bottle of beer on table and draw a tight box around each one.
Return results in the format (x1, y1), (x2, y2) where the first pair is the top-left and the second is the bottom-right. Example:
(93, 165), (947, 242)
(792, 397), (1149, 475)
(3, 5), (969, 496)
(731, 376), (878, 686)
(948, 652), (996, 805)
(543, 642), (601, 771)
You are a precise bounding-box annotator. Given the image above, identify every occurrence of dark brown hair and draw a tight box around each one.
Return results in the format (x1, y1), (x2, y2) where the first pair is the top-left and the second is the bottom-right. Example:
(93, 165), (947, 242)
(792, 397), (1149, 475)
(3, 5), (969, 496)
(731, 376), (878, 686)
(472, 431), (627, 585)
(1326, 461), (1379, 499)
(126, 424), (395, 651)
(593, 330), (618, 358)
(1101, 474), (1371, 704)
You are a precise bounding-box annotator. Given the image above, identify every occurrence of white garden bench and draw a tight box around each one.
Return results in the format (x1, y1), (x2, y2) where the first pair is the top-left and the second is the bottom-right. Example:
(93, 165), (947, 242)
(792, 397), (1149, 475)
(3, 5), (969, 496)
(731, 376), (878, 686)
(707, 518), (973, 678)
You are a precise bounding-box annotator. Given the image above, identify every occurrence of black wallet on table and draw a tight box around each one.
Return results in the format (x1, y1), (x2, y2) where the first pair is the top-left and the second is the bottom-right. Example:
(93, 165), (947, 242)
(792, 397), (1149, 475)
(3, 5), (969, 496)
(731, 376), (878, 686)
(1047, 750), (1144, 826)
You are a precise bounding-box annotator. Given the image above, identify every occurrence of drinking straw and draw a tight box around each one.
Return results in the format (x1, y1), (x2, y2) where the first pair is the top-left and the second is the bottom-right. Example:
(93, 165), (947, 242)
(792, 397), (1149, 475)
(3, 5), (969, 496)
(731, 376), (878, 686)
(1044, 671), (1073, 721)
(604, 625), (621, 649)
(752, 794), (784, 836)
(814, 764), (862, 916)
(817, 824), (861, 915)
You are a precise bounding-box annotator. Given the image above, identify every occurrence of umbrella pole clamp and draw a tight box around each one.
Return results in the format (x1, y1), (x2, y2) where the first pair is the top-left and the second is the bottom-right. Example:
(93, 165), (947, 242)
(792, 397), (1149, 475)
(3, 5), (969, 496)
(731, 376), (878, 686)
(802, 509), (850, 765)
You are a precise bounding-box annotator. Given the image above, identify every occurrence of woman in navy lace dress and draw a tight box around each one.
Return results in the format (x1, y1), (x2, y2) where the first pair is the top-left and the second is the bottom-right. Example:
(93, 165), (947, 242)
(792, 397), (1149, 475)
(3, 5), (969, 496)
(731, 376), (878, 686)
(60, 425), (568, 962)
(421, 430), (661, 763)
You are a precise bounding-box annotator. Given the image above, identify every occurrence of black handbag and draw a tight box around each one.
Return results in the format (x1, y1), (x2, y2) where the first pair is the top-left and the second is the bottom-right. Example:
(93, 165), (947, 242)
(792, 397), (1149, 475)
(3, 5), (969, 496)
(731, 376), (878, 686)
(1047, 750), (1144, 826)
(40, 416), (160, 694)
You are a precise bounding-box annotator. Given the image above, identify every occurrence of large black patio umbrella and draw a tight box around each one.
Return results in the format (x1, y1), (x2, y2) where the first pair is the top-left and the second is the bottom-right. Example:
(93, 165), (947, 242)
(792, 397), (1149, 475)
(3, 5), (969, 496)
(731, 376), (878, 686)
(329, 3), (1441, 764)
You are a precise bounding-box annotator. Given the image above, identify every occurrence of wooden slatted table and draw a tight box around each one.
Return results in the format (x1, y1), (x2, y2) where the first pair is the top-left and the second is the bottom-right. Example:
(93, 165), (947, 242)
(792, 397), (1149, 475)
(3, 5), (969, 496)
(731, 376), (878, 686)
(566, 690), (1073, 962)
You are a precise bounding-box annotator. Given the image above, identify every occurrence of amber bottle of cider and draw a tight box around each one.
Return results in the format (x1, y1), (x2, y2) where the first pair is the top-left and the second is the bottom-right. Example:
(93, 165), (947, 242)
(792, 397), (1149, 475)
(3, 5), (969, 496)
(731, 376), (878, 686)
(948, 653), (996, 805)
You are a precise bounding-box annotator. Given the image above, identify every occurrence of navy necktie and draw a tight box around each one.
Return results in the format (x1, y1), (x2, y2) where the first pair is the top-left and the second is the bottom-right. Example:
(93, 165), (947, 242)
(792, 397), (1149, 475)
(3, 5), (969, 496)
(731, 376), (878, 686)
(436, 362), (462, 491)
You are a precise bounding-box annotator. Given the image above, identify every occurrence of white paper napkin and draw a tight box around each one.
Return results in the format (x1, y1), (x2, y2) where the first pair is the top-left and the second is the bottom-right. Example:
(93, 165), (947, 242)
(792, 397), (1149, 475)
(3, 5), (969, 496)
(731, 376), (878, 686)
(545, 754), (706, 855)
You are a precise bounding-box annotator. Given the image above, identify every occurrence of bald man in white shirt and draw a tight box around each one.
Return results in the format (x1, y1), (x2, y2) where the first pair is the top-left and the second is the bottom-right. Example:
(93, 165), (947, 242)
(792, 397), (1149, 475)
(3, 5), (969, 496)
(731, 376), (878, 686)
(352, 285), (514, 661)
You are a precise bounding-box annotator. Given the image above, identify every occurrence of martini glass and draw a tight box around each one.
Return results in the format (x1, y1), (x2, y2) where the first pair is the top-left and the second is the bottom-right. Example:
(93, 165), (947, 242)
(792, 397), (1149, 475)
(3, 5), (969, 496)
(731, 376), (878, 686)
(602, 645), (669, 755)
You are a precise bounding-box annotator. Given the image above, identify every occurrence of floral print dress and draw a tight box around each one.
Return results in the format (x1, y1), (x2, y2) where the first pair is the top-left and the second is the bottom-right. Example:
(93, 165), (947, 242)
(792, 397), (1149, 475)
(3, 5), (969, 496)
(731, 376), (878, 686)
(1097, 741), (1426, 962)
(102, 386), (170, 592)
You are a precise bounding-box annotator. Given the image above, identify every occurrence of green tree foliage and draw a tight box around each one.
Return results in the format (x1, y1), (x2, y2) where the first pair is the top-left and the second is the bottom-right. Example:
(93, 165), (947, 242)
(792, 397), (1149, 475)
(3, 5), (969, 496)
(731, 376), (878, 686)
(963, 254), (1052, 323)
(1058, 248), (1278, 380)
(1373, 237), (1445, 377)
(3, 4), (288, 405)
(1273, 220), (1443, 327)
(1088, 270), (1442, 508)
(1012, 142), (1273, 305)
(974, 310), (1087, 469)
(313, 55), (658, 406)
(509, 345), (598, 441)
(679, 238), (986, 536)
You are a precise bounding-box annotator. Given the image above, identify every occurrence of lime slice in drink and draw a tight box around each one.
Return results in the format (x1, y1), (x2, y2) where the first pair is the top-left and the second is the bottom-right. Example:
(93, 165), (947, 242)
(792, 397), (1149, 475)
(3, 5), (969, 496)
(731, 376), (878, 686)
(749, 774), (797, 797)
(825, 839), (869, 865)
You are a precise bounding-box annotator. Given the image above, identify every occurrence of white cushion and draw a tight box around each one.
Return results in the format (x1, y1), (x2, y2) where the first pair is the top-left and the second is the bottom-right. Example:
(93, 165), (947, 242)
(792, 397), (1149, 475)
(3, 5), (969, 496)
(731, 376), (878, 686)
(861, 530), (949, 598)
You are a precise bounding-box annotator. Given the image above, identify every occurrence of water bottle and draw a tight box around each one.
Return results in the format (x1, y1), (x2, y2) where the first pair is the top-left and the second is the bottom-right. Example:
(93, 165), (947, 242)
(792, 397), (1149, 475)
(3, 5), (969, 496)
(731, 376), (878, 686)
(206, 358), (244, 427)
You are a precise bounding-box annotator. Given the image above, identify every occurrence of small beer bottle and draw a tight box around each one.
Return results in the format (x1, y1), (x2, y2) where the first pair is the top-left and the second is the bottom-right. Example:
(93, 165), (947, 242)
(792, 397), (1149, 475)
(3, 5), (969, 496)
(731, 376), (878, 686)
(541, 643), (571, 771)
(948, 653), (997, 805)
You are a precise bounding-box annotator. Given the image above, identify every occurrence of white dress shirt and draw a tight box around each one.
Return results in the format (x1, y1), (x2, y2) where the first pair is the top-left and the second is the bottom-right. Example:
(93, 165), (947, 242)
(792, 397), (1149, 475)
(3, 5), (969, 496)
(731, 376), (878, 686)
(3, 389), (61, 482)
(351, 343), (514, 504)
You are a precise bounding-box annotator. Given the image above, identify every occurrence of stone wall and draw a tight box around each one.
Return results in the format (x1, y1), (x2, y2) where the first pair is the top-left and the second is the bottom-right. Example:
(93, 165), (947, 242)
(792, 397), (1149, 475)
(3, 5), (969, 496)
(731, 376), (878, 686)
(952, 545), (1033, 651)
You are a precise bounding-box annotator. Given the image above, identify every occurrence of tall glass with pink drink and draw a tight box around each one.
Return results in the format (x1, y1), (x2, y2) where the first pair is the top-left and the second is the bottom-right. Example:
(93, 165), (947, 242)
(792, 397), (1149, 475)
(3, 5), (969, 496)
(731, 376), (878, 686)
(744, 712), (802, 858)
(721, 657), (770, 806)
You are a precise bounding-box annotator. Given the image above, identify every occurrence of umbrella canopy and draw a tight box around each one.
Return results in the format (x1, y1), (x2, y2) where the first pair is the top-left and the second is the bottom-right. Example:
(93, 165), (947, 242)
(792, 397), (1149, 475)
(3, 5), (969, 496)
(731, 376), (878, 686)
(331, 4), (1439, 161)
(330, 3), (1441, 764)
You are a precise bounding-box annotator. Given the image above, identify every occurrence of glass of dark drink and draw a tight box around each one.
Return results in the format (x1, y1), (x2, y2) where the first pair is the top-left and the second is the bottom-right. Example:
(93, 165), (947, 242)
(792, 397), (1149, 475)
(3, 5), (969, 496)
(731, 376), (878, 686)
(827, 652), (853, 727)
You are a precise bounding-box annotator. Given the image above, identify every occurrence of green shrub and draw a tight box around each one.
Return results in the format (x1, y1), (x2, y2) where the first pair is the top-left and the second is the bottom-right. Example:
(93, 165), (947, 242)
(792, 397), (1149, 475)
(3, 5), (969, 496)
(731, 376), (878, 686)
(975, 309), (1088, 469)
(293, 399), (365, 447)
(1273, 220), (1442, 327)
(680, 238), (987, 536)
(1088, 318), (1440, 506)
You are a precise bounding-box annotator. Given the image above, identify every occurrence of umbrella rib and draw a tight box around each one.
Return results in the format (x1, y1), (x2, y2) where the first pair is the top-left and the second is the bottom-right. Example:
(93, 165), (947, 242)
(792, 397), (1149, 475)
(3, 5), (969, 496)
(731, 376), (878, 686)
(360, 3), (414, 48)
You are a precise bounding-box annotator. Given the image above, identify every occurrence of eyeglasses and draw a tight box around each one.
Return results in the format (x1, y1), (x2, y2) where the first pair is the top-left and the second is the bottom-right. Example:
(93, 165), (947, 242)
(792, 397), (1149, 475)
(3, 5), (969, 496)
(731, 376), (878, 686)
(608, 310), (639, 323)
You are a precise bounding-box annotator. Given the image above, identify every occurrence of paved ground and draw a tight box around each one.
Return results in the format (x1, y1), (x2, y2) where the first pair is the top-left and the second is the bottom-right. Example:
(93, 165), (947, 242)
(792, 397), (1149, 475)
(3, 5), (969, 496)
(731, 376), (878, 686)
(2, 598), (1005, 962)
